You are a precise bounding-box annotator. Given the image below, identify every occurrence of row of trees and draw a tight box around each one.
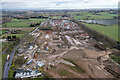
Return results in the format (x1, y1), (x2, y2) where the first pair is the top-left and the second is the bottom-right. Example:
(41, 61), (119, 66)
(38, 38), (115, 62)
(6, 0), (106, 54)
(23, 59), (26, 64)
(30, 21), (41, 27)
(7, 36), (20, 41)
(39, 26), (52, 30)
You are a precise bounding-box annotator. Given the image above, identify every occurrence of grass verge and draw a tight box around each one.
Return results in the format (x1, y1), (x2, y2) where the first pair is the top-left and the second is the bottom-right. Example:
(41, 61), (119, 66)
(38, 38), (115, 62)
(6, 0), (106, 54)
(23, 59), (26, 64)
(63, 58), (85, 73)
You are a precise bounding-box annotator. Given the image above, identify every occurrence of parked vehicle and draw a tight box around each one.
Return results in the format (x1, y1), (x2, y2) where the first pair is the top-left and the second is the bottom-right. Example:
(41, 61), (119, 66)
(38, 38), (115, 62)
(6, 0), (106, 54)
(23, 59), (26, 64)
(6, 55), (10, 61)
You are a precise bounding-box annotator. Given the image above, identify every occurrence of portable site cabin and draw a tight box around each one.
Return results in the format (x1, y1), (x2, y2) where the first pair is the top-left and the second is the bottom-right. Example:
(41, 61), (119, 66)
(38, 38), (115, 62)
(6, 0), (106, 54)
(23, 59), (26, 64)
(6, 55), (10, 61)
(27, 60), (33, 65)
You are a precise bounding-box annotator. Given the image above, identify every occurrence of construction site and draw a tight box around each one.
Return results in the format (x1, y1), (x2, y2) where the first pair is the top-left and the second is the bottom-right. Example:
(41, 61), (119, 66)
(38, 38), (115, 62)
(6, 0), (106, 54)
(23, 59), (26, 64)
(14, 17), (120, 79)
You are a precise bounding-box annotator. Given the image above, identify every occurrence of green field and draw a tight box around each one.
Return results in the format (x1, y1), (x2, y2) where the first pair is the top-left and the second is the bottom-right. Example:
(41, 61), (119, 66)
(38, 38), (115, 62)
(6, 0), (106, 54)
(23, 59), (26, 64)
(1, 34), (25, 39)
(0, 30), (8, 36)
(2, 18), (48, 27)
(0, 30), (7, 34)
(83, 23), (118, 41)
(70, 11), (117, 20)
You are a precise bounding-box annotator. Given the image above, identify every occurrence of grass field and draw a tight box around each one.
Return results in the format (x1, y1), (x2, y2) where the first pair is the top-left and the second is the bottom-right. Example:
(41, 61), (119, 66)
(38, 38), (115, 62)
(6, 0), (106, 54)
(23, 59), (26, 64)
(2, 18), (48, 27)
(1, 27), (36, 35)
(83, 23), (118, 41)
(70, 11), (117, 20)
(0, 30), (9, 36)
(0, 30), (7, 34)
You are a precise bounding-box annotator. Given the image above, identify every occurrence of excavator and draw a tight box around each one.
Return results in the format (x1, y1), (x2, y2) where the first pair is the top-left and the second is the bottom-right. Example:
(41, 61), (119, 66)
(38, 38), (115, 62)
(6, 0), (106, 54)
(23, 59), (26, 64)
(34, 52), (39, 58)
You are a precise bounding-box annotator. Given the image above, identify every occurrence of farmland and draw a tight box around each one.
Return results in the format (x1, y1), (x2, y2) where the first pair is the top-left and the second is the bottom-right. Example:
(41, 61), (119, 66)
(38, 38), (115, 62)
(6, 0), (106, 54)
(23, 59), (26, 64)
(1, 34), (25, 39)
(82, 23), (118, 41)
(0, 30), (7, 34)
(0, 30), (7, 36)
(2, 18), (48, 27)
(69, 11), (117, 20)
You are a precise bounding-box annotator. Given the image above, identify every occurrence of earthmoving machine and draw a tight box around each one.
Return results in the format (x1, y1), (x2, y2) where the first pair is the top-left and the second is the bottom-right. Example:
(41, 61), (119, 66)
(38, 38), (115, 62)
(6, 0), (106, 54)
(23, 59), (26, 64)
(34, 52), (39, 58)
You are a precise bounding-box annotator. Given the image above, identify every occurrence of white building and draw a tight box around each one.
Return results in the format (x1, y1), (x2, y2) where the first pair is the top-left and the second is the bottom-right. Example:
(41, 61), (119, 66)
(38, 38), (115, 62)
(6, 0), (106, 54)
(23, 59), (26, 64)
(15, 70), (42, 79)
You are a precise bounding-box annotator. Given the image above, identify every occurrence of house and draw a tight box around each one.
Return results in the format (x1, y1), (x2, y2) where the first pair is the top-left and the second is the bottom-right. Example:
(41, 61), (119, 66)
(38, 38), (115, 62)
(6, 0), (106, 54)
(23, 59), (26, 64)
(15, 70), (42, 79)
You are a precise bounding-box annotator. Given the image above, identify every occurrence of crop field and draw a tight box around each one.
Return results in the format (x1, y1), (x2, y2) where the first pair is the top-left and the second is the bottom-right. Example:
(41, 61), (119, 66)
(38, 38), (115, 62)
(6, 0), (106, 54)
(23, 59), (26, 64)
(2, 18), (48, 27)
(83, 23), (118, 41)
(69, 11), (117, 20)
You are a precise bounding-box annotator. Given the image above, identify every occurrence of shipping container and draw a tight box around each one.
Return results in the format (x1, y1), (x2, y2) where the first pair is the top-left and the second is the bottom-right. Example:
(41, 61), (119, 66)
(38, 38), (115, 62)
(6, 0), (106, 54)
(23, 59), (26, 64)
(27, 60), (33, 65)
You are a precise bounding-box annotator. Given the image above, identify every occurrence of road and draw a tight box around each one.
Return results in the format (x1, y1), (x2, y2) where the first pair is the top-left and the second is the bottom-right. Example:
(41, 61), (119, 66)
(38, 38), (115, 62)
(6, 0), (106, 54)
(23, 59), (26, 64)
(3, 27), (39, 79)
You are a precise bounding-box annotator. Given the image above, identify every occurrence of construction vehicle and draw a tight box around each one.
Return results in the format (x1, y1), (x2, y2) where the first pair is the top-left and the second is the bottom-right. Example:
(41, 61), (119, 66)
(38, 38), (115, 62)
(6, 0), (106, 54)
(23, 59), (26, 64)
(34, 52), (39, 58)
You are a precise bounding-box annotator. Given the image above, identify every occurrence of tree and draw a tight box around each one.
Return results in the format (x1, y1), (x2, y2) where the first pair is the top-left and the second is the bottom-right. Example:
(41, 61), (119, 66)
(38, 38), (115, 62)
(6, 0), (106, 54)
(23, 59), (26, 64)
(7, 36), (12, 41)
(30, 24), (34, 27)
(12, 35), (17, 41)
(14, 56), (26, 66)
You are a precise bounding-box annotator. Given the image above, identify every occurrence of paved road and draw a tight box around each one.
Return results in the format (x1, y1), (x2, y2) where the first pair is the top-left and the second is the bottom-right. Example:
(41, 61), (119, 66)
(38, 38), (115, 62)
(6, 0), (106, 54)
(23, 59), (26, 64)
(3, 27), (39, 79)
